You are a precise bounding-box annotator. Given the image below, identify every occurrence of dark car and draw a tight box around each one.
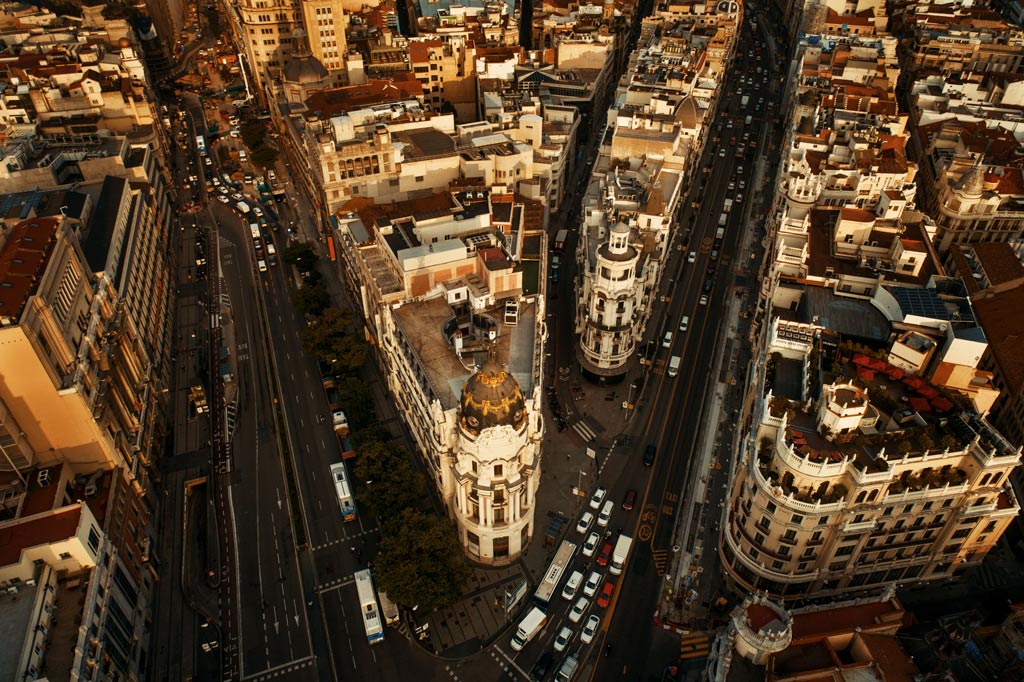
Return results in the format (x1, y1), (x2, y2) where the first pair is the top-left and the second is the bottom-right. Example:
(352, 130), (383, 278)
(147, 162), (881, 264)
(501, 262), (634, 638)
(643, 445), (656, 467)
(531, 651), (555, 681)
(703, 278), (714, 293)
(622, 489), (637, 511)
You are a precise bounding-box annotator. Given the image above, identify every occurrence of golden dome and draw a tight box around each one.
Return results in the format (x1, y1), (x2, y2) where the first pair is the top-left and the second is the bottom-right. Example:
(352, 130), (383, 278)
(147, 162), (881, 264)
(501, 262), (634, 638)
(459, 357), (526, 436)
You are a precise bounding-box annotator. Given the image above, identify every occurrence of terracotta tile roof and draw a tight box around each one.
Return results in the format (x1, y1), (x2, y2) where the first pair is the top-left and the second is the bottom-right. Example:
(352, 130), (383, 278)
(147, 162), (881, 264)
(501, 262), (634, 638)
(971, 284), (1024, 392)
(791, 599), (906, 640)
(0, 217), (59, 322)
(0, 506), (83, 567)
(971, 242), (1024, 287)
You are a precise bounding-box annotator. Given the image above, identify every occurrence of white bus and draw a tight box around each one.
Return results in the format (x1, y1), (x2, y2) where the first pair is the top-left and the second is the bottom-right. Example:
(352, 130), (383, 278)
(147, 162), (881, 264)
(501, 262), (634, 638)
(354, 569), (385, 645)
(329, 462), (357, 522)
(534, 539), (577, 604)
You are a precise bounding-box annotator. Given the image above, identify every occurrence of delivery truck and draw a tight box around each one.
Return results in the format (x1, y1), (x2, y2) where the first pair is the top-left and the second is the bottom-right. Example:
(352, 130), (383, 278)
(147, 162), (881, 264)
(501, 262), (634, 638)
(610, 534), (633, 576)
(511, 607), (547, 651)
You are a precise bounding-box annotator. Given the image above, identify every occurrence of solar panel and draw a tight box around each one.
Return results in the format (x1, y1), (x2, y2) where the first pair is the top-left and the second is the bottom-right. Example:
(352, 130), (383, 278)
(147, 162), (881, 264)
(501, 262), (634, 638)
(890, 286), (951, 321)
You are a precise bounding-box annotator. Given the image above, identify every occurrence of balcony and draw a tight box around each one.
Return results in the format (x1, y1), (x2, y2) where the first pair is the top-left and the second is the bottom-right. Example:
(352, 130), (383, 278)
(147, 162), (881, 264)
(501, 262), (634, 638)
(841, 518), (877, 533)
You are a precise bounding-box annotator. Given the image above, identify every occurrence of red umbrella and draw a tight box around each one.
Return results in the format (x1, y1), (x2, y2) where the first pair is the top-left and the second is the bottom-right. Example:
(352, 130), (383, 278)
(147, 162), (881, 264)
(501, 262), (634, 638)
(909, 397), (931, 412)
(918, 386), (939, 399)
(857, 367), (875, 381)
(853, 354), (872, 367)
(931, 397), (954, 412)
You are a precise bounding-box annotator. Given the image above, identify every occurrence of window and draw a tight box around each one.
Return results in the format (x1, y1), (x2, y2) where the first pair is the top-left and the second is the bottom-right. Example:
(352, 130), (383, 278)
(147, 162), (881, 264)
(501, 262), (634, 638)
(952, 528), (971, 539)
(829, 562), (846, 572)
(754, 532), (765, 545)
(783, 529), (796, 541)
(984, 521), (998, 533)
(818, 516), (829, 526)
(748, 547), (759, 560)
(835, 545), (854, 556)
(59, 552), (72, 560)
(778, 545), (790, 557)
(791, 514), (804, 525)
(766, 501), (777, 514)
(493, 465), (503, 477)
(903, 504), (914, 514)
(772, 560), (784, 570)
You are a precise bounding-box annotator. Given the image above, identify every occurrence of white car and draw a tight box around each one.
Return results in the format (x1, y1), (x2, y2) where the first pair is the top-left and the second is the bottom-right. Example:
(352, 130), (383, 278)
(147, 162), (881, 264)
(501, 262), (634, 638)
(216, 195), (230, 204)
(699, 294), (708, 306)
(231, 193), (244, 201)
(257, 259), (268, 273)
(581, 614), (600, 644)
(662, 331), (672, 349)
(589, 487), (607, 510)
(687, 251), (696, 263)
(554, 626), (572, 653)
(583, 571), (601, 598)
(719, 148), (726, 157)
(569, 596), (589, 624)
(576, 512), (594, 534)
(582, 532), (600, 557)
(679, 316), (689, 332)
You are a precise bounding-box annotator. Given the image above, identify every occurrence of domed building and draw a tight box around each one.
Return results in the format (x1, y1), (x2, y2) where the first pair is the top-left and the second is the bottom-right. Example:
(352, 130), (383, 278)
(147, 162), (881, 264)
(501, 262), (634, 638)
(445, 355), (542, 564)
(281, 30), (334, 104)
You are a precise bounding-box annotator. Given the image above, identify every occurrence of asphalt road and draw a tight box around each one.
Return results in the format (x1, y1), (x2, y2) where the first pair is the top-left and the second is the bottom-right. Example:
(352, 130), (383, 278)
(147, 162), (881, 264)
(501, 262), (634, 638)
(589, 14), (785, 682)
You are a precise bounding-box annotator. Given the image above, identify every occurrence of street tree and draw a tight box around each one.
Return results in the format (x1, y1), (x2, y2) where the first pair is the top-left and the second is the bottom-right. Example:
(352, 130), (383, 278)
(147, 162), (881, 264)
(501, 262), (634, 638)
(290, 282), (330, 317)
(334, 376), (374, 429)
(300, 307), (366, 375)
(351, 441), (424, 520)
(374, 508), (471, 611)
(283, 243), (317, 271)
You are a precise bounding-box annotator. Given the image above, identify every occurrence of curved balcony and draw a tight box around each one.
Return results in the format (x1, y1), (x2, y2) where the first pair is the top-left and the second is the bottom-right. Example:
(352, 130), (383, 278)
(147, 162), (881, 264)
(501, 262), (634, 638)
(723, 511), (820, 585)
(751, 458), (847, 515)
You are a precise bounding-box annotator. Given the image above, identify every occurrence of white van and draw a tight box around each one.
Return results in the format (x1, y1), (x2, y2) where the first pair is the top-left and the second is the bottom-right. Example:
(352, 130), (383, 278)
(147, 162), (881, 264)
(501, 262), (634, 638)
(745, 115), (753, 126)
(511, 607), (547, 651)
(597, 500), (614, 527)
(561, 570), (583, 600)
(668, 356), (681, 378)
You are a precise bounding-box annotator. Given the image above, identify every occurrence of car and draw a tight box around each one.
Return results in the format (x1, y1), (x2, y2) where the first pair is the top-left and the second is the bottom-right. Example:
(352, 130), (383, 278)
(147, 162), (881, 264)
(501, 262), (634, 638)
(679, 315), (689, 332)
(576, 512), (594, 534)
(736, 193), (744, 203)
(581, 614), (600, 644)
(551, 254), (560, 270)
(728, 180), (735, 190)
(719, 148), (726, 157)
(230, 127), (241, 138)
(644, 445), (656, 467)
(739, 179), (746, 190)
(531, 652), (555, 682)
(699, 294), (708, 305)
(597, 581), (615, 608)
(268, 169), (277, 181)
(231, 193), (244, 201)
(688, 250), (696, 263)
(589, 487), (607, 510)
(597, 500), (613, 527)
(703, 278), (714, 293)
(204, 157), (212, 166)
(554, 626), (572, 653)
(583, 571), (602, 598)
(569, 596), (589, 623)
(253, 206), (264, 217)
(257, 259), (268, 273)
(597, 542), (613, 567)
(582, 531), (600, 557)
(216, 195), (230, 204)
(244, 173), (253, 184)
(622, 489), (637, 511)
(662, 331), (672, 349)
(218, 186), (229, 194)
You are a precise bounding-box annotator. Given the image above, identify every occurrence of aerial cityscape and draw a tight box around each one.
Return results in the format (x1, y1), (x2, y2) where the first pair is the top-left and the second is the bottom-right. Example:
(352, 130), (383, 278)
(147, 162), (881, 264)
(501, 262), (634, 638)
(5, 0), (1024, 680)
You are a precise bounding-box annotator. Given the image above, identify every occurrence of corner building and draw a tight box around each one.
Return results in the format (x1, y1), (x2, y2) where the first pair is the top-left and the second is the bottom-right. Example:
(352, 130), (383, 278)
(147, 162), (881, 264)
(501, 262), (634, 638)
(722, 374), (1021, 600)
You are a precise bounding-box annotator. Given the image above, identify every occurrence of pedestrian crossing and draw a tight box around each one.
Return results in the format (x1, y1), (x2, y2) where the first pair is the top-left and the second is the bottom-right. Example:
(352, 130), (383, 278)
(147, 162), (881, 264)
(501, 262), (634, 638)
(653, 550), (670, 576)
(571, 419), (597, 442)
(679, 632), (710, 660)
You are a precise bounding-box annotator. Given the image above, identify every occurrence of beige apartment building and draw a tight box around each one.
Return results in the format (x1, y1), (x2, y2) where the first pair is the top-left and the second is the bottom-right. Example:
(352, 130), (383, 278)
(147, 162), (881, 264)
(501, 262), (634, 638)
(722, 372), (1021, 600)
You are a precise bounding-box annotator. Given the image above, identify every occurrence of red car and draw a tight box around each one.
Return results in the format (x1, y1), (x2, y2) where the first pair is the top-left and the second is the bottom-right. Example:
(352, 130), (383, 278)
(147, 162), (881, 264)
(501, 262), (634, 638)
(596, 542), (613, 567)
(597, 581), (615, 608)
(622, 489), (637, 511)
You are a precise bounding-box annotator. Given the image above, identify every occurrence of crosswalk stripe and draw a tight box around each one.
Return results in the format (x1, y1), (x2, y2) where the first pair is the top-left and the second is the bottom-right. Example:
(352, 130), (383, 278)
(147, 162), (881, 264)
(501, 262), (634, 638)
(571, 420), (597, 442)
(680, 632), (709, 659)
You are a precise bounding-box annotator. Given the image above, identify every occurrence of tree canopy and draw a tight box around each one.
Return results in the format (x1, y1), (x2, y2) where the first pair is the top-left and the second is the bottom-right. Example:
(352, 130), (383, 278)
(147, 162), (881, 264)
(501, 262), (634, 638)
(300, 307), (366, 375)
(351, 441), (424, 522)
(374, 509), (471, 612)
